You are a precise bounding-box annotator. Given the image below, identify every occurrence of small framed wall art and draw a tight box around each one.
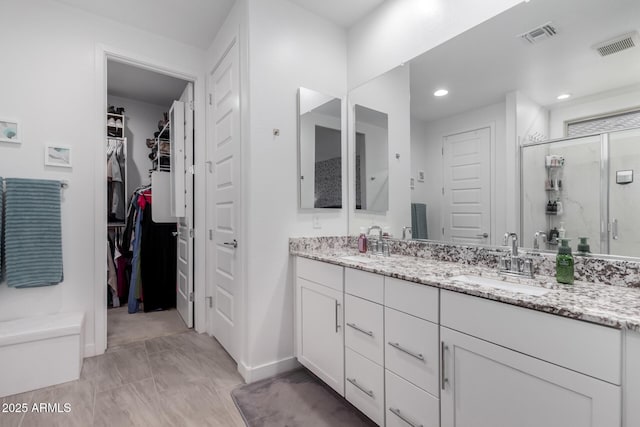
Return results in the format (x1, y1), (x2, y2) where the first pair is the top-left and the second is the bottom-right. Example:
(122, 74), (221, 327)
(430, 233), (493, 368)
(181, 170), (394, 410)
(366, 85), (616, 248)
(0, 118), (20, 143)
(45, 144), (73, 168)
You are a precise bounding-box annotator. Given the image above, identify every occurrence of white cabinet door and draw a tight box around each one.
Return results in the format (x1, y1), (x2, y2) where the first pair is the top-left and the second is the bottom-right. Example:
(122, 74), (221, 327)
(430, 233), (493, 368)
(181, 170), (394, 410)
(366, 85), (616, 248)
(297, 278), (344, 395)
(440, 327), (621, 427)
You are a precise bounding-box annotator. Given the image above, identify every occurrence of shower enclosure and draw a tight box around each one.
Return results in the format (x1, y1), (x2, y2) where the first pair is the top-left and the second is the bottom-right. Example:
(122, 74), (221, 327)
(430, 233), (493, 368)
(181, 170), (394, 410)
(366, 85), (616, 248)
(521, 127), (640, 258)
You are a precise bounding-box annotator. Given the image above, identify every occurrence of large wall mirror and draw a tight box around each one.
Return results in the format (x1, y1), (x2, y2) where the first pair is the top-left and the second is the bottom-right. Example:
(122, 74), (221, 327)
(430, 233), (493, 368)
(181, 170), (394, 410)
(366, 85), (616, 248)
(298, 87), (343, 209)
(347, 0), (640, 259)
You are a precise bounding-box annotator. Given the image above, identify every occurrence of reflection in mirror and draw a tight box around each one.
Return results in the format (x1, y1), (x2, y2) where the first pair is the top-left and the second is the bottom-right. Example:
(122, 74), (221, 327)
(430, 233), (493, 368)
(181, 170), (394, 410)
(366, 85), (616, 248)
(354, 105), (389, 212)
(522, 127), (640, 258)
(346, 0), (640, 258)
(298, 87), (342, 209)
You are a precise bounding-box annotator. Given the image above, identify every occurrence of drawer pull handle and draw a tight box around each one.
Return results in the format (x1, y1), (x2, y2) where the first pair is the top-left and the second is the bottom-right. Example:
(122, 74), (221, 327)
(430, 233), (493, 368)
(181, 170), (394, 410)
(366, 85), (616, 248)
(346, 322), (374, 337)
(347, 377), (374, 398)
(441, 341), (449, 390)
(389, 407), (423, 427)
(335, 301), (341, 333)
(388, 341), (425, 361)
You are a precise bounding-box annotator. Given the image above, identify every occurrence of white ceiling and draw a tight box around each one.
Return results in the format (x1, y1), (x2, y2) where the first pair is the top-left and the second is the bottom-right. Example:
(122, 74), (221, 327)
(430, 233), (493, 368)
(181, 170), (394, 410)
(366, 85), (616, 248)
(107, 60), (188, 107)
(288, 0), (385, 27)
(53, 0), (235, 49)
(410, 0), (640, 122)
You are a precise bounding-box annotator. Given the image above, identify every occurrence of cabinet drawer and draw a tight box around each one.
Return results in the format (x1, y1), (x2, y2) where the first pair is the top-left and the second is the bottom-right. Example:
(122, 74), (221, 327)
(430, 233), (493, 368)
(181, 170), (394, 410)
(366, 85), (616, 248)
(441, 290), (622, 384)
(345, 348), (384, 426)
(345, 268), (384, 304)
(385, 307), (439, 395)
(296, 257), (343, 292)
(386, 369), (439, 427)
(385, 277), (438, 322)
(345, 294), (384, 365)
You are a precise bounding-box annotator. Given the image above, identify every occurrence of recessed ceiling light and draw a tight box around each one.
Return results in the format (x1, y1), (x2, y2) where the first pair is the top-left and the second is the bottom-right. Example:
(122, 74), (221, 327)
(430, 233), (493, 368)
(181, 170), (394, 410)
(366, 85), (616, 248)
(557, 93), (571, 100)
(434, 89), (449, 97)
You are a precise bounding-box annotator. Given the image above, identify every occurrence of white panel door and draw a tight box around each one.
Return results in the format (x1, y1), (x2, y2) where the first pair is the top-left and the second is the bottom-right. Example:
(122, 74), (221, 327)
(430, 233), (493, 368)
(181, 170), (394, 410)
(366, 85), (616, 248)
(440, 327), (621, 427)
(442, 128), (491, 244)
(208, 40), (241, 361)
(176, 83), (194, 328)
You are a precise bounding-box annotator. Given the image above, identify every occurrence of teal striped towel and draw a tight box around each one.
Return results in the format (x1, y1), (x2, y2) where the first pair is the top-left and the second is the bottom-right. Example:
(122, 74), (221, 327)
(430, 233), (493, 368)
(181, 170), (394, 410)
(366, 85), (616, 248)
(0, 177), (3, 281)
(4, 178), (63, 288)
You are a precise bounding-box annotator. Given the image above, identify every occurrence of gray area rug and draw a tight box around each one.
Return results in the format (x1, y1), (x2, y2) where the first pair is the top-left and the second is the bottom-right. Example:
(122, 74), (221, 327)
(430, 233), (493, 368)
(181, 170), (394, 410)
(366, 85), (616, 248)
(231, 369), (377, 427)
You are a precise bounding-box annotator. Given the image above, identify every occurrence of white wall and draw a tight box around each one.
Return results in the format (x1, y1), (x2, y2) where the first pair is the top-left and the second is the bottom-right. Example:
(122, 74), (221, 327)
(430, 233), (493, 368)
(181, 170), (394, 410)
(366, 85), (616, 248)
(240, 0), (348, 380)
(549, 85), (640, 138)
(347, 0), (522, 89)
(349, 66), (411, 238)
(413, 101), (506, 244)
(0, 0), (205, 357)
(107, 95), (171, 194)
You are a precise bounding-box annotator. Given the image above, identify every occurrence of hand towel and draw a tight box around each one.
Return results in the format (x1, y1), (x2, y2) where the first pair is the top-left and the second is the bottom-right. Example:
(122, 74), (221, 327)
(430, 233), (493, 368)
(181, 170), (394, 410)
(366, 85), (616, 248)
(4, 178), (63, 288)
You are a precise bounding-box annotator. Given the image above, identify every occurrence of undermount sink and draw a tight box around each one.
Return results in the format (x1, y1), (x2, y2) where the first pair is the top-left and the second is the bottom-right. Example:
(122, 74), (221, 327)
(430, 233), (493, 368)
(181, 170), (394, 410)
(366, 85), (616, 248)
(450, 275), (549, 296)
(340, 255), (377, 264)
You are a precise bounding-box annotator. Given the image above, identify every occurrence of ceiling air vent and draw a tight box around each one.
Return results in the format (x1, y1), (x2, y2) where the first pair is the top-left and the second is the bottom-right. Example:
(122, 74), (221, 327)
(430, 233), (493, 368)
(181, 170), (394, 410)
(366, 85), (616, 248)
(592, 32), (639, 57)
(519, 22), (557, 44)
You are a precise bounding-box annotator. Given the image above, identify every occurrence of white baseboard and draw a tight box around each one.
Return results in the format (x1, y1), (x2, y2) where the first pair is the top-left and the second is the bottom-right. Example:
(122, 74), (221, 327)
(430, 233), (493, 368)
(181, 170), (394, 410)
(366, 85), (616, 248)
(83, 343), (96, 358)
(238, 356), (301, 383)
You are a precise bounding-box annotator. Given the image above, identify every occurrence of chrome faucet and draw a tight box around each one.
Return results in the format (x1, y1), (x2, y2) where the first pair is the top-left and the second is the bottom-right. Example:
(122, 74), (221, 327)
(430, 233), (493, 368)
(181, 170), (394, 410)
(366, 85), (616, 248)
(503, 232), (518, 257)
(402, 226), (412, 240)
(533, 231), (547, 251)
(499, 232), (534, 278)
(368, 225), (383, 240)
(367, 225), (389, 256)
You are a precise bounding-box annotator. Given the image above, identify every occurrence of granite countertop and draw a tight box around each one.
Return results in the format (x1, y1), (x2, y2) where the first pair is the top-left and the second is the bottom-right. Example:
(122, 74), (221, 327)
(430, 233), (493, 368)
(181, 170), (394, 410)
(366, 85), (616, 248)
(291, 246), (640, 332)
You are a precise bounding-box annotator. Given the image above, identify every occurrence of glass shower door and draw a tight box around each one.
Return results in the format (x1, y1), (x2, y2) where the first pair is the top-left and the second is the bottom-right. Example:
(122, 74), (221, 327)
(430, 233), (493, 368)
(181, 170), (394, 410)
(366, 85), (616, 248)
(608, 128), (640, 257)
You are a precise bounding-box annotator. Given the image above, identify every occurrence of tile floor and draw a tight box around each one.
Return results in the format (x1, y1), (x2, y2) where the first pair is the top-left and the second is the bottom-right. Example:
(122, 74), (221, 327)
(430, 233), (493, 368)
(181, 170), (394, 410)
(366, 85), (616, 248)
(0, 331), (246, 427)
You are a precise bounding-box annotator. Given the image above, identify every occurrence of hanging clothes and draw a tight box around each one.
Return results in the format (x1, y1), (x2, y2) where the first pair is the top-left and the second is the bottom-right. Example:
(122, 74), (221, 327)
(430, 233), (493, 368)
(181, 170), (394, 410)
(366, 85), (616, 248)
(140, 202), (177, 312)
(107, 139), (126, 222)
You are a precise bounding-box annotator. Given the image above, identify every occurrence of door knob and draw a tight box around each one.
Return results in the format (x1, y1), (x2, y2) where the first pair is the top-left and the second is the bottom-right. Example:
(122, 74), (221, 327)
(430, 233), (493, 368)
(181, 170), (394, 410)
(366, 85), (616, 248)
(476, 233), (489, 238)
(172, 231), (179, 237)
(223, 239), (238, 248)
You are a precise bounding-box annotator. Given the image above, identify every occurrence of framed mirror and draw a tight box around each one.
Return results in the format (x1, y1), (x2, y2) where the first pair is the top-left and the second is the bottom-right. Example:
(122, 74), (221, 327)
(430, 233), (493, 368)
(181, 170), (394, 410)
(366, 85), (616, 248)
(297, 87), (343, 209)
(346, 0), (640, 259)
(354, 104), (389, 212)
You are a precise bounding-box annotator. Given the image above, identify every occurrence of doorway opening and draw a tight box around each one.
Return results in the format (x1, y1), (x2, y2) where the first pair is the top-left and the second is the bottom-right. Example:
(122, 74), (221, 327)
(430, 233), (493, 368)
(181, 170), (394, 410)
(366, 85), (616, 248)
(105, 58), (195, 349)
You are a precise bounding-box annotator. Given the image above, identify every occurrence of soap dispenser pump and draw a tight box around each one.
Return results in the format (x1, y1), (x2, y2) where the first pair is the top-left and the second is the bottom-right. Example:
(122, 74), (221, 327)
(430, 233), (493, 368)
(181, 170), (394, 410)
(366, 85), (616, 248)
(577, 237), (591, 255)
(556, 239), (574, 285)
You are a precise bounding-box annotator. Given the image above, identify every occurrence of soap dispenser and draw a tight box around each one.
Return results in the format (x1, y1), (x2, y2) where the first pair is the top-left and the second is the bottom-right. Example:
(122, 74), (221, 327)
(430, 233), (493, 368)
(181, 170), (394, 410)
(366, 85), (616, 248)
(577, 237), (591, 255)
(556, 239), (574, 285)
(358, 227), (368, 253)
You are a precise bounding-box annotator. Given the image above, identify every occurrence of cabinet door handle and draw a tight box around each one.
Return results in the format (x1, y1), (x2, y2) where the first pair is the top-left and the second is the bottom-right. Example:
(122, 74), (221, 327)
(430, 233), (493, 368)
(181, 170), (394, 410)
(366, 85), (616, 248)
(347, 377), (374, 398)
(441, 341), (449, 390)
(389, 407), (423, 427)
(612, 219), (619, 240)
(388, 341), (424, 361)
(335, 301), (340, 333)
(346, 322), (373, 337)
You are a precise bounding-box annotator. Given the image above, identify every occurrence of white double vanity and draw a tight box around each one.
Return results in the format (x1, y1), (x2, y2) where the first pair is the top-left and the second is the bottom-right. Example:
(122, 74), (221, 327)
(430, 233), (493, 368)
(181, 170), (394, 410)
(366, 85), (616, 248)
(292, 241), (640, 427)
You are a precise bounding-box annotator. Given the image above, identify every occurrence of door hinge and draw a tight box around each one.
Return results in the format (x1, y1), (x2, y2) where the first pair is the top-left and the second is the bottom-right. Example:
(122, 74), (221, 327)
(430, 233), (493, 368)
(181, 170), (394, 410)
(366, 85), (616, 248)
(209, 94), (212, 105)
(189, 100), (194, 111)
(189, 292), (194, 302)
(209, 229), (214, 240)
(189, 228), (195, 238)
(442, 187), (445, 195)
(442, 227), (445, 235)
(206, 296), (213, 308)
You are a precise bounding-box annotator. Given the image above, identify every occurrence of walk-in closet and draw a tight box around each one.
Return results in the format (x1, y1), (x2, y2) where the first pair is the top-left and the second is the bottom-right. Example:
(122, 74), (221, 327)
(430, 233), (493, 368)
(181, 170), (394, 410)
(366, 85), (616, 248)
(106, 59), (195, 348)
